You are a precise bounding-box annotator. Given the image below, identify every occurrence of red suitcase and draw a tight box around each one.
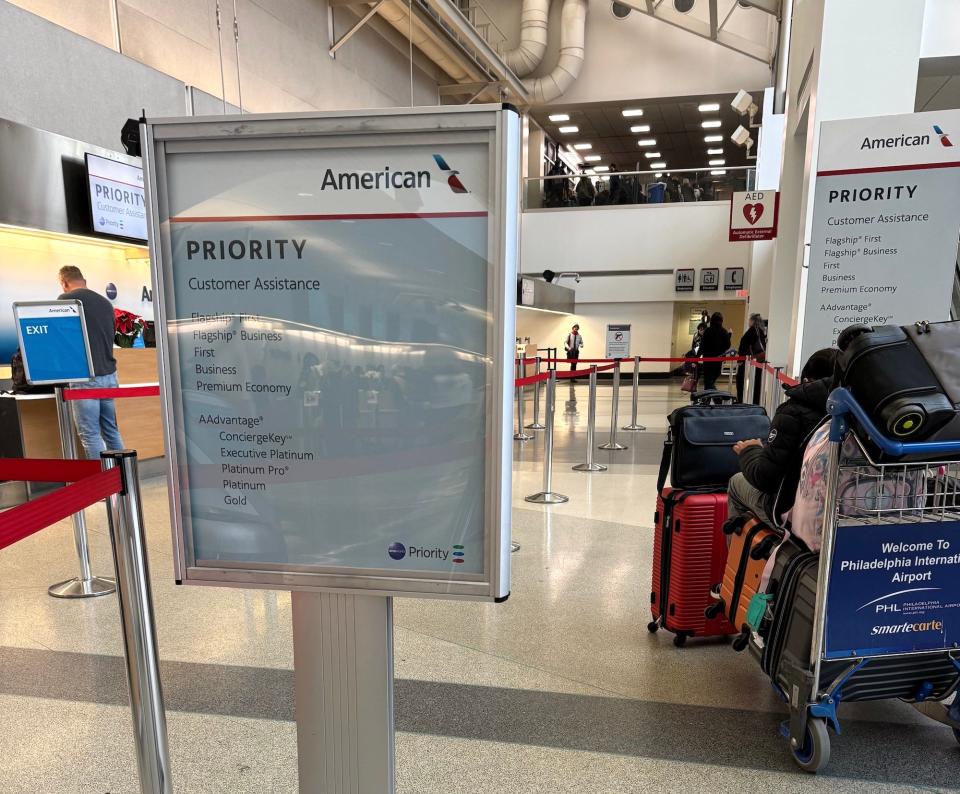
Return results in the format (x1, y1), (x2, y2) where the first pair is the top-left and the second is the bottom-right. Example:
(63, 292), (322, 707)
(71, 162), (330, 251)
(648, 488), (736, 646)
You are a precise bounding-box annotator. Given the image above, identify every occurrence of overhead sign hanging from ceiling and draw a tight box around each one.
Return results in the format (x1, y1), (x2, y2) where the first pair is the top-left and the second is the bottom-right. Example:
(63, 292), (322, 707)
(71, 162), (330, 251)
(142, 106), (520, 600)
(797, 108), (960, 363)
(729, 190), (779, 241)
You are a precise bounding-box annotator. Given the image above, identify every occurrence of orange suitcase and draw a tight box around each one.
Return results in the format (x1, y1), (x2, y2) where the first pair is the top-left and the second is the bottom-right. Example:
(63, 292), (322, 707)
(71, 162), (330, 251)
(706, 517), (782, 651)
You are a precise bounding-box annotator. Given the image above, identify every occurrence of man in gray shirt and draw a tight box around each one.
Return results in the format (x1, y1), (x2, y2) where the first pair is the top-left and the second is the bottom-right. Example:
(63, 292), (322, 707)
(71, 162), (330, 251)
(58, 266), (124, 458)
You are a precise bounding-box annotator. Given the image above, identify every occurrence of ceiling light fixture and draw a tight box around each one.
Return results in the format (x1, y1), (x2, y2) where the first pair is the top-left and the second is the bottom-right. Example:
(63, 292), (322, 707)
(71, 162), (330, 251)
(630, 124), (651, 133)
(583, 154), (602, 162)
(650, 162), (666, 169)
(622, 108), (644, 117)
(593, 166), (610, 172)
(709, 158), (726, 166)
(548, 113), (570, 122)
(704, 134), (723, 143)
(698, 102), (720, 112)
(573, 143), (592, 150)
(654, 172), (663, 178)
(710, 169), (727, 175)
(702, 120), (722, 129)
(707, 147), (724, 155)
(637, 138), (657, 147)
(558, 125), (579, 134)
(644, 152), (661, 158)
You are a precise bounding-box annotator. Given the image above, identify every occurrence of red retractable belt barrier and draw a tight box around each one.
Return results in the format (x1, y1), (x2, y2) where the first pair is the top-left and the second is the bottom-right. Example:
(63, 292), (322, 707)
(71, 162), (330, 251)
(748, 359), (799, 388)
(62, 384), (161, 401)
(0, 458), (100, 483)
(0, 464), (122, 551)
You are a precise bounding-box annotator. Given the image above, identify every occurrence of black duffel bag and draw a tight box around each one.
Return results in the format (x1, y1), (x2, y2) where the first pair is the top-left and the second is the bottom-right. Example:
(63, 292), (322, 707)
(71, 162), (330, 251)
(837, 321), (960, 441)
(657, 391), (770, 492)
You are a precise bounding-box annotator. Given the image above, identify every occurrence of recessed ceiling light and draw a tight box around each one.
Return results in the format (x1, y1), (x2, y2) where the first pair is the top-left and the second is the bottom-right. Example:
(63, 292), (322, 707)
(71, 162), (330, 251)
(698, 103), (720, 112)
(630, 124), (651, 133)
(707, 147), (724, 155)
(650, 162), (666, 169)
(558, 125), (579, 134)
(548, 113), (570, 122)
(637, 138), (657, 147)
(702, 120), (722, 129)
(622, 108), (644, 117)
(573, 143), (592, 150)
(654, 172), (663, 178)
(704, 135), (723, 142)
(583, 154), (602, 162)
(643, 152), (661, 158)
(593, 166), (610, 172)
(709, 158), (726, 166)
(711, 169), (727, 175)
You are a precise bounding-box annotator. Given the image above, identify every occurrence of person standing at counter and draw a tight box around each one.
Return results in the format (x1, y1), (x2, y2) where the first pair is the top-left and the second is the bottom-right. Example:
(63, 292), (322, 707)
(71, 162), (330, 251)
(564, 324), (584, 378)
(57, 266), (124, 458)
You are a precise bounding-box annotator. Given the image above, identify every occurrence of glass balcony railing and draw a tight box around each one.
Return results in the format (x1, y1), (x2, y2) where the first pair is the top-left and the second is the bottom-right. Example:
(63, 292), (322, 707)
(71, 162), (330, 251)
(523, 166), (756, 210)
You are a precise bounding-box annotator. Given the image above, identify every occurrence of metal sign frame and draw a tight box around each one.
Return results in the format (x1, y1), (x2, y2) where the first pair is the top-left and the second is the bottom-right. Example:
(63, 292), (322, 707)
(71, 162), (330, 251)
(142, 106), (518, 600)
(13, 299), (95, 385)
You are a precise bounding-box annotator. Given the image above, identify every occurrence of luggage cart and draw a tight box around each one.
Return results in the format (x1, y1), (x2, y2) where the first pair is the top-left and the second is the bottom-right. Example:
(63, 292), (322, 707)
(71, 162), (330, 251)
(768, 388), (960, 773)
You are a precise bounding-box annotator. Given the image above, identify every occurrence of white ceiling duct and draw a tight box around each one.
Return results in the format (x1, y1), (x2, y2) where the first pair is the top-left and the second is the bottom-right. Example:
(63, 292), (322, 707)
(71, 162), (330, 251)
(523, 0), (588, 104)
(504, 0), (551, 77)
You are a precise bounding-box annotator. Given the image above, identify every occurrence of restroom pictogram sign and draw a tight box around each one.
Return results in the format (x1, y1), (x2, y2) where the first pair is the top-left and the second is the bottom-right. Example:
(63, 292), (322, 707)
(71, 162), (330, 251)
(729, 190), (779, 241)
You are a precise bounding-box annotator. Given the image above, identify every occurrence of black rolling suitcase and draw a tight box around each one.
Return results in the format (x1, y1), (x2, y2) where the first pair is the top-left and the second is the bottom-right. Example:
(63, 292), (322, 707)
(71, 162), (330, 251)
(837, 321), (960, 441)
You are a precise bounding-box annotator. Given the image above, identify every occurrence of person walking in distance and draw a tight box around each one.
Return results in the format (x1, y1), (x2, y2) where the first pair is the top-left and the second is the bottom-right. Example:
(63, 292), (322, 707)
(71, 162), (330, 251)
(565, 324), (584, 379)
(57, 266), (124, 458)
(699, 312), (731, 392)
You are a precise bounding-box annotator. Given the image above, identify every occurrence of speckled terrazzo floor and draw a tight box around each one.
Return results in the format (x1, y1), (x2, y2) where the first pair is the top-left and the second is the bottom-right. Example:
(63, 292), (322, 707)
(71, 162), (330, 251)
(0, 381), (956, 793)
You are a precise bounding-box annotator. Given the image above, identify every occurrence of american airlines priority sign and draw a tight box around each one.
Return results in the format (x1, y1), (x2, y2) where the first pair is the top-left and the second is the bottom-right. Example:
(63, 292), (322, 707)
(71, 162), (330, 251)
(729, 189), (779, 241)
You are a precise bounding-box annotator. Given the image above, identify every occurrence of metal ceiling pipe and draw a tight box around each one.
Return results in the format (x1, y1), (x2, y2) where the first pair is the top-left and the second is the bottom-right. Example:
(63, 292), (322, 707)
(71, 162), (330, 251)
(523, 0), (587, 104)
(773, 0), (793, 114)
(504, 0), (551, 77)
(376, 0), (479, 84)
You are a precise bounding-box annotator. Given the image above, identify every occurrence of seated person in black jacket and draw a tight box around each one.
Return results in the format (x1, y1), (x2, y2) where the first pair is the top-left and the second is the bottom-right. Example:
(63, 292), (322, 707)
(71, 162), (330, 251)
(727, 348), (838, 527)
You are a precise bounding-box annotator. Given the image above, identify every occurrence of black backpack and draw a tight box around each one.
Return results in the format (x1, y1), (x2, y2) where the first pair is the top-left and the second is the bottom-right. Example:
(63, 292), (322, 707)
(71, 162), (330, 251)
(657, 390), (770, 492)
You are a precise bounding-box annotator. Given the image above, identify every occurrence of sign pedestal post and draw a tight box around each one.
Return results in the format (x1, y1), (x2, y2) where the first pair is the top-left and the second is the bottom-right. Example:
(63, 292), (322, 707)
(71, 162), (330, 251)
(292, 592), (395, 794)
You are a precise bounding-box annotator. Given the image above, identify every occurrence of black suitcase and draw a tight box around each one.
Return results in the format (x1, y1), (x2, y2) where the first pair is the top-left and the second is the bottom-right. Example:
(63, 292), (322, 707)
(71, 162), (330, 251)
(657, 392), (769, 492)
(837, 321), (960, 441)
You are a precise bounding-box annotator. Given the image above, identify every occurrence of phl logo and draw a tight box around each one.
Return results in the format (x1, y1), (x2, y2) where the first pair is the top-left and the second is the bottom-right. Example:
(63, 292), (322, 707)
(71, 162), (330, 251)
(387, 542), (465, 564)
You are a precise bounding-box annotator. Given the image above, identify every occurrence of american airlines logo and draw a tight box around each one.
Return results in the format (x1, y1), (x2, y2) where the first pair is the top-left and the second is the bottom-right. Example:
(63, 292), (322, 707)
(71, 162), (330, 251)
(432, 154), (469, 193)
(933, 125), (953, 147)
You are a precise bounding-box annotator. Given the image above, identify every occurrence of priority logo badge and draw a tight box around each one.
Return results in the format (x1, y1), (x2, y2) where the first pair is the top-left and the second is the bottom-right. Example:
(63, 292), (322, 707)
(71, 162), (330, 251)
(432, 154), (469, 193)
(933, 125), (953, 147)
(387, 542), (406, 561)
(452, 545), (465, 564)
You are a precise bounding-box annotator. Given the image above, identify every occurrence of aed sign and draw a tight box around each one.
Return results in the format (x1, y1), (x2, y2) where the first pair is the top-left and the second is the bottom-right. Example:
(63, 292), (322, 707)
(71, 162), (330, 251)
(825, 520), (960, 659)
(605, 324), (631, 359)
(13, 301), (94, 385)
(144, 106), (519, 601)
(729, 190), (779, 241)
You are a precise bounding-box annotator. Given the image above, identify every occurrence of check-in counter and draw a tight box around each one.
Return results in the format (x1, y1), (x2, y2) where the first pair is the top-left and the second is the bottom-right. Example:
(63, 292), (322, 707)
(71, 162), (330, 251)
(0, 347), (165, 462)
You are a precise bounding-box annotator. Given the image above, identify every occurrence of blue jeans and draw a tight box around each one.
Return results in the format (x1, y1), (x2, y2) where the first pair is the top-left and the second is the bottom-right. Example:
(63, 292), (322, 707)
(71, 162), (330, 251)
(69, 373), (124, 459)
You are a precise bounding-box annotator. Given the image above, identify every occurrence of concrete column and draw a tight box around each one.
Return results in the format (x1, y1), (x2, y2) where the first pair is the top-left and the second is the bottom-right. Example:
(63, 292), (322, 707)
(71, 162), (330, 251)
(766, 0), (927, 372)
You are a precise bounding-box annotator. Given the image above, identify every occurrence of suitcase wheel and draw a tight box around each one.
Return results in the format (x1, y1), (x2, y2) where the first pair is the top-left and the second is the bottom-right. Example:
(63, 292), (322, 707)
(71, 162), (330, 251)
(731, 630), (750, 652)
(673, 633), (688, 648)
(647, 621), (659, 634)
(792, 718), (831, 774)
(705, 601), (725, 620)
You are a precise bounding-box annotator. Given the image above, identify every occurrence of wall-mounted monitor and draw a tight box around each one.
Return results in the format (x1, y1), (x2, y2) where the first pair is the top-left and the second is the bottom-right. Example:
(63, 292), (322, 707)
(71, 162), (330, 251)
(85, 153), (148, 242)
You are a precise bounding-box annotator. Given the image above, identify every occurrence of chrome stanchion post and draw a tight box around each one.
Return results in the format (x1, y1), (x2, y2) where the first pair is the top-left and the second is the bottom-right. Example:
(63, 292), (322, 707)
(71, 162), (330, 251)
(101, 451), (172, 794)
(773, 366), (785, 409)
(622, 355), (646, 431)
(48, 386), (116, 599)
(525, 371), (568, 503)
(513, 360), (533, 441)
(599, 360), (627, 451)
(743, 356), (753, 405)
(573, 366), (607, 472)
(526, 356), (546, 430)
